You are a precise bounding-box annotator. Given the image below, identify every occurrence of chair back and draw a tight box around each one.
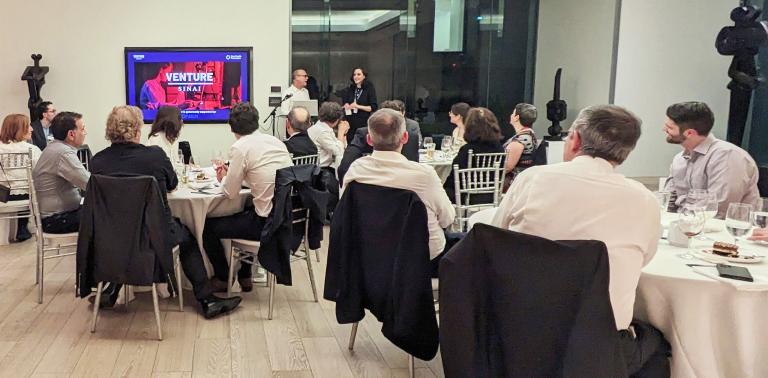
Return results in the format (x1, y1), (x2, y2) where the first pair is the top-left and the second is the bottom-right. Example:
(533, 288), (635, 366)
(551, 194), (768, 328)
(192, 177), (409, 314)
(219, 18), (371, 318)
(452, 162), (503, 231)
(467, 148), (506, 169)
(291, 153), (319, 166)
(77, 144), (92, 171)
(0, 150), (43, 240)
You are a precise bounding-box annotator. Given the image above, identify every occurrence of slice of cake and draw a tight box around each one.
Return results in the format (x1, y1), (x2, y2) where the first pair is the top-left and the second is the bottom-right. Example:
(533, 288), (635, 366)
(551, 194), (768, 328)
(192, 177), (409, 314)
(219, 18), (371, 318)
(712, 241), (739, 257)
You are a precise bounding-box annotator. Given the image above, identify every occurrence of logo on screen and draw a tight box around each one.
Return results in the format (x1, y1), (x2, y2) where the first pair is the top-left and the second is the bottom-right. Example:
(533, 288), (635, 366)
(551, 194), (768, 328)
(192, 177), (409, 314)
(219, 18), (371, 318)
(166, 72), (214, 92)
(133, 55), (145, 60)
(226, 54), (242, 61)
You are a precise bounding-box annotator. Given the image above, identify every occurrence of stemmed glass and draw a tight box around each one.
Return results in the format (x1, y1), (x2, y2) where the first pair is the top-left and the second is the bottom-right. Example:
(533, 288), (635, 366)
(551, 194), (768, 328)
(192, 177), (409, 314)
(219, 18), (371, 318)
(210, 150), (225, 170)
(441, 136), (454, 158)
(423, 137), (435, 160)
(677, 207), (706, 259)
(653, 191), (671, 213)
(687, 189), (717, 220)
(726, 203), (753, 244)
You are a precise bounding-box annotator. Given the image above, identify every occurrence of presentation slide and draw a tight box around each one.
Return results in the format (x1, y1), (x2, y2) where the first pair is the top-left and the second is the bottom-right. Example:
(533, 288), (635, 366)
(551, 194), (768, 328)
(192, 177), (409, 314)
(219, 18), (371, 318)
(125, 48), (251, 123)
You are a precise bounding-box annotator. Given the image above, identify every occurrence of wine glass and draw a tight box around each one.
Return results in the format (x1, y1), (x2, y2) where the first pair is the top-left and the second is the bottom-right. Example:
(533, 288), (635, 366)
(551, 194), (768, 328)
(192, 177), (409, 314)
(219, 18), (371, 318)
(726, 203), (753, 244)
(423, 137), (435, 160)
(441, 136), (454, 155)
(751, 198), (768, 229)
(210, 150), (225, 169)
(653, 191), (671, 213)
(677, 207), (706, 259)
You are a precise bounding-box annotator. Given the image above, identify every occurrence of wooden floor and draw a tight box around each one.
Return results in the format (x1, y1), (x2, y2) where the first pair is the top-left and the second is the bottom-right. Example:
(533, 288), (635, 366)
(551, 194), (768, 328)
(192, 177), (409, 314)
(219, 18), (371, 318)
(0, 230), (445, 377)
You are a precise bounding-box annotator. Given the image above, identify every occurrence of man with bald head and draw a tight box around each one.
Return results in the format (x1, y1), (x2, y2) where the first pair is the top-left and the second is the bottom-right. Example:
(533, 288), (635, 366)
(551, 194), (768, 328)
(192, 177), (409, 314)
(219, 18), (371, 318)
(279, 68), (311, 139)
(284, 106), (317, 157)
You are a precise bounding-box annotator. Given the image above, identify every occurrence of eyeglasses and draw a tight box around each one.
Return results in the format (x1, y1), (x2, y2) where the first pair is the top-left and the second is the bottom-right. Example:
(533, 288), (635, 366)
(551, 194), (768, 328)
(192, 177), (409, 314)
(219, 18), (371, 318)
(46, 109), (57, 114)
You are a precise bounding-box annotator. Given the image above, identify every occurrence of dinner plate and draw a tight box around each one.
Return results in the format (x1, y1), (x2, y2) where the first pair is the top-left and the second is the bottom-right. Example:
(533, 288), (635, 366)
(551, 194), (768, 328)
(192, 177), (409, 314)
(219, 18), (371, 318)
(698, 249), (765, 264)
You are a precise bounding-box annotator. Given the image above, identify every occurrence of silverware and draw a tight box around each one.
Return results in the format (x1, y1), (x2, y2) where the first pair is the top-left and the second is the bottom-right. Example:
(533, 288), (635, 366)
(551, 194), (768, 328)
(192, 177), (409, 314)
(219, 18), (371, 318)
(686, 264), (716, 267)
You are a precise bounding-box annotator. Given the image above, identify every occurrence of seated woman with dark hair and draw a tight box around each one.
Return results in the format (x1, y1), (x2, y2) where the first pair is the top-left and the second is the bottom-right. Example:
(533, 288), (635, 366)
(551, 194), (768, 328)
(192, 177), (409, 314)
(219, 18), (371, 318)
(443, 107), (504, 203)
(147, 106), (184, 167)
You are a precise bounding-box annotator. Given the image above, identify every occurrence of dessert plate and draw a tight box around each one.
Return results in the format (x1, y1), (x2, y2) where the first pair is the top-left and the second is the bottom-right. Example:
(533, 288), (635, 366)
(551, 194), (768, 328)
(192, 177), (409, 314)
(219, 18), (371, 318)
(698, 249), (765, 264)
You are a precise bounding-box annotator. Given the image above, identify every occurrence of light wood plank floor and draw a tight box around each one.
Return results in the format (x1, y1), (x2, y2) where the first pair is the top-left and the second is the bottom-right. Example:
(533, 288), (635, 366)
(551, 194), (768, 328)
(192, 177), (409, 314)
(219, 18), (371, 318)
(0, 228), (444, 377)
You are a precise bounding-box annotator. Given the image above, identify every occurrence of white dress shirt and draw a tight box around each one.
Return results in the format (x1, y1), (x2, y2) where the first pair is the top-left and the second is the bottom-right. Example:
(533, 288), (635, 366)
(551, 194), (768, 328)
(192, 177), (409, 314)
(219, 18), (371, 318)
(491, 156), (661, 330)
(221, 132), (293, 217)
(665, 134), (760, 218)
(280, 85), (310, 116)
(146, 132), (181, 168)
(342, 150), (456, 258)
(307, 121), (345, 168)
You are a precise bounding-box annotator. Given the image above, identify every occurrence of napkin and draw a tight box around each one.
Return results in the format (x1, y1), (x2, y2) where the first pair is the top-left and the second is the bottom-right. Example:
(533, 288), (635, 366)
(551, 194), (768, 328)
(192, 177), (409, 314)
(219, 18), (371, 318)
(692, 267), (768, 291)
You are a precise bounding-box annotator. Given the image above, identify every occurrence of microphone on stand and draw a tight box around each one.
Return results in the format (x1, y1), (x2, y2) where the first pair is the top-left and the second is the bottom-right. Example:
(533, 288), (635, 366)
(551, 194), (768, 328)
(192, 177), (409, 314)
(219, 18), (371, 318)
(283, 93), (293, 100)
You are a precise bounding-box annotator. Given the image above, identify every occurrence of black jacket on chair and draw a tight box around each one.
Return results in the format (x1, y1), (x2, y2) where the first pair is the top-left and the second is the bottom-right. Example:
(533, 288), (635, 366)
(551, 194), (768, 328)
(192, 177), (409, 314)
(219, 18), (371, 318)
(324, 182), (438, 360)
(259, 164), (329, 285)
(439, 223), (626, 378)
(76, 174), (177, 298)
(30, 120), (48, 151)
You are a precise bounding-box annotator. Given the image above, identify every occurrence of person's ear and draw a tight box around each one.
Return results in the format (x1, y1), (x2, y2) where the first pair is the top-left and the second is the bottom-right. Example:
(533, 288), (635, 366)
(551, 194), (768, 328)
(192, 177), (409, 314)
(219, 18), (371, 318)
(366, 133), (373, 147)
(570, 129), (582, 152)
(401, 131), (409, 145)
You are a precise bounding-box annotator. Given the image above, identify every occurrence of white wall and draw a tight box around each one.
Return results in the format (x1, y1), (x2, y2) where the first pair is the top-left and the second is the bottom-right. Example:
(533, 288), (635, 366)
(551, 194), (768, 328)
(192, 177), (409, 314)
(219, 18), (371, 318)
(535, 0), (737, 177)
(614, 0), (735, 176)
(533, 0), (618, 134)
(0, 0), (291, 162)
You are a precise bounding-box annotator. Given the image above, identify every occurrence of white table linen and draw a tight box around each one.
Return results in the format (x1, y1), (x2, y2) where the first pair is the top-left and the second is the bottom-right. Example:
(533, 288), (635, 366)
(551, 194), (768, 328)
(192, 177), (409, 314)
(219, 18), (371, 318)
(419, 150), (453, 184)
(469, 208), (768, 378)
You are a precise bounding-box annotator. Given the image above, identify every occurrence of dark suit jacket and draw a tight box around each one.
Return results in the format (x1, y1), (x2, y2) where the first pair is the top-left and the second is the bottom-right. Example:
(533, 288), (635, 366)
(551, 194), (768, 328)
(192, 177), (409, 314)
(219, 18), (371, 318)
(76, 175), (177, 298)
(324, 182), (438, 360)
(30, 120), (48, 150)
(336, 127), (419, 185)
(284, 132), (318, 158)
(259, 164), (329, 285)
(439, 224), (625, 378)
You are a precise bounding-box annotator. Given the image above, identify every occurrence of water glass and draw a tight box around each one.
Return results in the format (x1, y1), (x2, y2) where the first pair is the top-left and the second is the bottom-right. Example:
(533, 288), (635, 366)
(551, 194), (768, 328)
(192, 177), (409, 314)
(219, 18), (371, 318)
(726, 203), (753, 244)
(441, 136), (454, 154)
(677, 207), (706, 259)
(211, 150), (225, 169)
(751, 198), (768, 229)
(423, 137), (435, 160)
(653, 191), (671, 213)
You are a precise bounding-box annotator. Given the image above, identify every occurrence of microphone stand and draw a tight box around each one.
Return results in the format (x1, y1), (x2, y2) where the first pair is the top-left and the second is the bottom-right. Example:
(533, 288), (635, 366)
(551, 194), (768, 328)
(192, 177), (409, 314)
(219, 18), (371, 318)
(263, 94), (292, 139)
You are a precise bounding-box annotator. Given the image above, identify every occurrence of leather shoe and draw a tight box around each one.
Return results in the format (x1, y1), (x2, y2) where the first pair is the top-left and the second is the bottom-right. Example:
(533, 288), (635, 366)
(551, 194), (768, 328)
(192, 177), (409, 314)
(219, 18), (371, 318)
(210, 277), (229, 293)
(200, 295), (242, 319)
(87, 283), (121, 308)
(238, 278), (253, 292)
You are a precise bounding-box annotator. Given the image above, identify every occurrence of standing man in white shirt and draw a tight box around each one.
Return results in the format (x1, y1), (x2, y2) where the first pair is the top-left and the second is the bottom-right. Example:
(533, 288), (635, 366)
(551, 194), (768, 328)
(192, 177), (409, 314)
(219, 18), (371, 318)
(278, 69), (311, 140)
(492, 105), (669, 377)
(343, 109), (456, 275)
(203, 102), (293, 293)
(663, 101), (760, 217)
(308, 102), (349, 169)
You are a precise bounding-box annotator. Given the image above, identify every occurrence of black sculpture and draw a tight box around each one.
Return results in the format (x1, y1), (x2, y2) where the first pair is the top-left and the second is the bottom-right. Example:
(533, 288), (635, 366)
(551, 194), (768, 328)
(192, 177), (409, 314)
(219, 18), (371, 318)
(715, 3), (768, 146)
(545, 68), (568, 141)
(21, 54), (49, 121)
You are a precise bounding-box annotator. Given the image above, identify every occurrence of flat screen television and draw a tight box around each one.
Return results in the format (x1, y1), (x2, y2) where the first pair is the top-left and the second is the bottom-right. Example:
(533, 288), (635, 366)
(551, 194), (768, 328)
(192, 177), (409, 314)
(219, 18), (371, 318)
(124, 47), (252, 123)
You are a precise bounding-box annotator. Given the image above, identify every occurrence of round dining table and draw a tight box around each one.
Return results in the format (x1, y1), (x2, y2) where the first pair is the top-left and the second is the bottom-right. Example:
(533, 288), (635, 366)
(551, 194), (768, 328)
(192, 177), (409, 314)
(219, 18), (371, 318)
(419, 150), (453, 184)
(467, 208), (768, 378)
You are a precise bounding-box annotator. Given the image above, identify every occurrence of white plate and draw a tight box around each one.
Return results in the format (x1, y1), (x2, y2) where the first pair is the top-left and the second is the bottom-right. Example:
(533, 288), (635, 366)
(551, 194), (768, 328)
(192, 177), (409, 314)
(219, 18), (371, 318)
(698, 249), (765, 264)
(188, 180), (214, 190)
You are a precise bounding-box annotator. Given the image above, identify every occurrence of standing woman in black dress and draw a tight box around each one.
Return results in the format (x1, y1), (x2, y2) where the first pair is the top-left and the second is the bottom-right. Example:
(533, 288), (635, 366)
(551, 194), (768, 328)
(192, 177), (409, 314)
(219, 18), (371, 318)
(342, 67), (378, 143)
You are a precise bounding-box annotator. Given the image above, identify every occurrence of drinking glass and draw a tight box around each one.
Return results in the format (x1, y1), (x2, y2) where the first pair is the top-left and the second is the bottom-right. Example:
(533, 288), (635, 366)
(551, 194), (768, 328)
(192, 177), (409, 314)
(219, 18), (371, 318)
(726, 203), (753, 244)
(703, 192), (719, 221)
(423, 137), (435, 160)
(677, 207), (706, 259)
(653, 191), (671, 213)
(210, 150), (225, 169)
(441, 136), (454, 154)
(751, 198), (768, 229)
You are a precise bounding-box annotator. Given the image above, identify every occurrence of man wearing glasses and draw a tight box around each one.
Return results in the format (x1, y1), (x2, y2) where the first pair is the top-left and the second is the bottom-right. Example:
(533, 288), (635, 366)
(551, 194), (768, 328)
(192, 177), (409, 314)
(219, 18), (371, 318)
(31, 101), (56, 150)
(278, 69), (311, 140)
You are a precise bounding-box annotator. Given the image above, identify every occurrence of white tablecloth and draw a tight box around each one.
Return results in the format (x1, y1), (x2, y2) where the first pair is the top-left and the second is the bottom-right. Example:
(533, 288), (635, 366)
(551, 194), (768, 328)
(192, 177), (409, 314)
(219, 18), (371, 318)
(419, 151), (453, 184)
(468, 208), (768, 378)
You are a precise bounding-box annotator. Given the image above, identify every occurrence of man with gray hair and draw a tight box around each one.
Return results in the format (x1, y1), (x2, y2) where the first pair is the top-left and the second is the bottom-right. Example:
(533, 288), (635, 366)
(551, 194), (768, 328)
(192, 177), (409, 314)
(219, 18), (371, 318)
(492, 105), (669, 377)
(284, 106), (317, 157)
(342, 108), (455, 262)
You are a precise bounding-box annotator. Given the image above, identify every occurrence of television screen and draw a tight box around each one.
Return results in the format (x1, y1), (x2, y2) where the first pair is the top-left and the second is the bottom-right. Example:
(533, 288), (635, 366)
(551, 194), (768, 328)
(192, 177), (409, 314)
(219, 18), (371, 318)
(124, 47), (252, 123)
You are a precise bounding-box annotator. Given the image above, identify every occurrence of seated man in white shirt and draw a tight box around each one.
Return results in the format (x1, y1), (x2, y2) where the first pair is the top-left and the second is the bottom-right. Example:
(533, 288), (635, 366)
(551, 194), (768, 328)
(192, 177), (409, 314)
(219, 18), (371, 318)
(491, 105), (669, 377)
(663, 101), (759, 217)
(308, 102), (349, 169)
(342, 109), (457, 275)
(203, 102), (293, 292)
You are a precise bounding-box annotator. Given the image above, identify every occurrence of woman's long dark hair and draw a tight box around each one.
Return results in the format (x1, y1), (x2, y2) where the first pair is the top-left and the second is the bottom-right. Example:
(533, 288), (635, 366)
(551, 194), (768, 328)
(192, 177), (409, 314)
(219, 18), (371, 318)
(149, 106), (182, 143)
(464, 107), (502, 144)
(349, 67), (369, 88)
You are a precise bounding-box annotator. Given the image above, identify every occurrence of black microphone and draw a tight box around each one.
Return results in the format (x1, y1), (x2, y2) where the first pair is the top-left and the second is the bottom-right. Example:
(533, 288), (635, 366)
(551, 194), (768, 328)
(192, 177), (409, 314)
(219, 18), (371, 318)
(283, 93), (293, 100)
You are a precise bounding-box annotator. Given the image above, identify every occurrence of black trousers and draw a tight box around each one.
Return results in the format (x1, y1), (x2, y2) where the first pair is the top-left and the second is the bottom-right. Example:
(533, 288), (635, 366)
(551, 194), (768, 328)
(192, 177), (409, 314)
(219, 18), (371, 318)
(620, 320), (671, 378)
(170, 217), (212, 301)
(41, 208), (81, 234)
(8, 194), (30, 240)
(202, 208), (266, 281)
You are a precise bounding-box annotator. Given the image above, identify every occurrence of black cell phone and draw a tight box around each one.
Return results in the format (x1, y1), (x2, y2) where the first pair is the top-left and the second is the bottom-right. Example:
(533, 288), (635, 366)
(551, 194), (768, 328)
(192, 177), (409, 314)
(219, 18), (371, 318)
(716, 264), (754, 282)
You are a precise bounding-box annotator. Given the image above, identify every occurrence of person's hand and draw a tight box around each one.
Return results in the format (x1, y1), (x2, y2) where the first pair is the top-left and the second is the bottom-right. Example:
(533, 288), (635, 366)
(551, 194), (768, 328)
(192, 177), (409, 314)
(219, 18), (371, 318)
(748, 227), (768, 241)
(350, 102), (359, 110)
(215, 164), (228, 183)
(343, 103), (351, 110)
(337, 120), (350, 137)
